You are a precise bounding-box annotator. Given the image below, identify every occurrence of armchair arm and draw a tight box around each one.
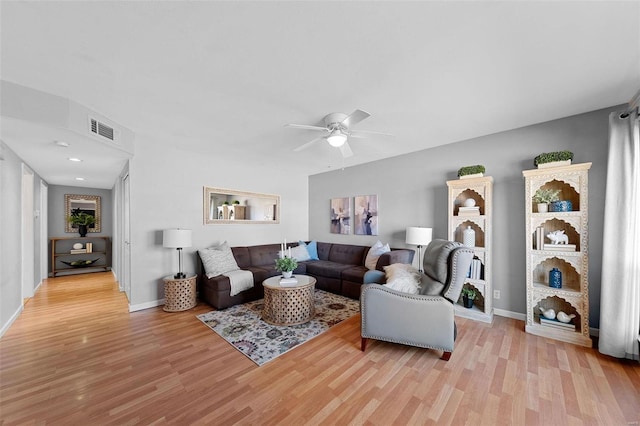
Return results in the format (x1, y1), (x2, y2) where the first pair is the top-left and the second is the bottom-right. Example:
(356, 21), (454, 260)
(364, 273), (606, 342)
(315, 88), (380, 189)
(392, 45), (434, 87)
(360, 284), (456, 352)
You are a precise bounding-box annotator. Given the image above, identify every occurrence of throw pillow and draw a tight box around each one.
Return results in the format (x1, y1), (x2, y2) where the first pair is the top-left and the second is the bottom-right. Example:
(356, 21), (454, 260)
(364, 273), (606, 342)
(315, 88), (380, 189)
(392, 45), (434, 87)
(280, 245), (311, 262)
(365, 240), (390, 270)
(383, 263), (421, 294)
(298, 240), (319, 260)
(199, 241), (240, 278)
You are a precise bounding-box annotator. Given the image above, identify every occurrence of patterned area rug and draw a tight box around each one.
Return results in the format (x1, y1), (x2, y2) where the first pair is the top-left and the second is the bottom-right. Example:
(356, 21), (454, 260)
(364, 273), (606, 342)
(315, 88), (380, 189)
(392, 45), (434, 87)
(197, 289), (359, 366)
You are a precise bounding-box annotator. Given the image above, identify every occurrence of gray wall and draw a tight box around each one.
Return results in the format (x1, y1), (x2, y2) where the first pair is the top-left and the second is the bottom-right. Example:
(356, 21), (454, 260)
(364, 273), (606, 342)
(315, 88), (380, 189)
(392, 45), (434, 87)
(310, 106), (618, 328)
(0, 141), (47, 336)
(48, 185), (113, 238)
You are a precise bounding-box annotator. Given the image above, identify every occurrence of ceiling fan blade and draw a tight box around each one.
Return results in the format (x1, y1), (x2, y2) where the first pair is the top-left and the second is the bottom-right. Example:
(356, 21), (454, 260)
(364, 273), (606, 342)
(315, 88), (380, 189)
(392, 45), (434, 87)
(339, 141), (354, 158)
(349, 129), (394, 138)
(341, 109), (370, 128)
(285, 123), (327, 132)
(294, 136), (324, 152)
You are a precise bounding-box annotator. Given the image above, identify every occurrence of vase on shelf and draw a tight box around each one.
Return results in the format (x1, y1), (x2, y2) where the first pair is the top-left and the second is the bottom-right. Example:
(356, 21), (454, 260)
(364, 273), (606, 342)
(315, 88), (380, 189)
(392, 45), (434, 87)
(463, 226), (475, 247)
(549, 268), (562, 289)
(537, 203), (548, 213)
(78, 225), (88, 237)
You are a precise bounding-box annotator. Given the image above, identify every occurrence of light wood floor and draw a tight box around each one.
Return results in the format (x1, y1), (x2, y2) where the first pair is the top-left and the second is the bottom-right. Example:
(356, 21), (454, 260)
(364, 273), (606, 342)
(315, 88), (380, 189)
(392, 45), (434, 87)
(1, 273), (638, 425)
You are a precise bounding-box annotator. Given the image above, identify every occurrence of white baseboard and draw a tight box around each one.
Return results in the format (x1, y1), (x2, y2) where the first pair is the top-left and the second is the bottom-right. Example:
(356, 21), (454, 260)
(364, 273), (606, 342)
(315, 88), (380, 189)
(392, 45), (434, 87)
(0, 305), (24, 338)
(129, 299), (165, 312)
(494, 308), (526, 322)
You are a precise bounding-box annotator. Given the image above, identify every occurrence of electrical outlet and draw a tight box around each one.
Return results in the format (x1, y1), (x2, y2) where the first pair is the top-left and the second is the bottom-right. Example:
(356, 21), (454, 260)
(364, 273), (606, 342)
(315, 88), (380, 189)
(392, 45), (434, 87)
(493, 290), (501, 299)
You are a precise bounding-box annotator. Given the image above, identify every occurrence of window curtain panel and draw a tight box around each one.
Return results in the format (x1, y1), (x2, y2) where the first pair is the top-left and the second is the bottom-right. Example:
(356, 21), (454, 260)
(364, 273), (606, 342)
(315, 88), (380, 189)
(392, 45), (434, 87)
(599, 108), (640, 360)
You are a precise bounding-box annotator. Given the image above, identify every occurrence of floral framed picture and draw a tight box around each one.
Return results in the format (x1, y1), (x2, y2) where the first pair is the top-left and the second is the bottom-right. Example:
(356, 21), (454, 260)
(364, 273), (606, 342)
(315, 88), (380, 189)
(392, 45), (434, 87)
(354, 195), (378, 235)
(330, 197), (351, 234)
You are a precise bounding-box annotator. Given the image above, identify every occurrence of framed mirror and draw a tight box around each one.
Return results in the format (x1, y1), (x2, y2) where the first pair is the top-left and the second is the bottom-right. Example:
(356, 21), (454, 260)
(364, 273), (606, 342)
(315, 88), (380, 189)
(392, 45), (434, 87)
(203, 186), (280, 224)
(65, 194), (101, 233)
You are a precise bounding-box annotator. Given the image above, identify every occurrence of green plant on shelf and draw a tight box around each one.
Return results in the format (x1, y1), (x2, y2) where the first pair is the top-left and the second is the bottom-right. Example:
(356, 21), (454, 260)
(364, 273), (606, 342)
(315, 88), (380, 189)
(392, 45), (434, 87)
(67, 211), (96, 226)
(461, 287), (477, 300)
(532, 188), (560, 204)
(457, 165), (485, 177)
(533, 150), (573, 166)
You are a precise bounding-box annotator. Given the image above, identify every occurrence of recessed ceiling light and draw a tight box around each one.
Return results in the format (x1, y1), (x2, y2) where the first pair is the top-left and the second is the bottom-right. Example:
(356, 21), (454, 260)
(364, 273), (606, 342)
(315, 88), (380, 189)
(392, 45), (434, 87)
(75, 177), (85, 181)
(55, 141), (69, 147)
(68, 157), (82, 162)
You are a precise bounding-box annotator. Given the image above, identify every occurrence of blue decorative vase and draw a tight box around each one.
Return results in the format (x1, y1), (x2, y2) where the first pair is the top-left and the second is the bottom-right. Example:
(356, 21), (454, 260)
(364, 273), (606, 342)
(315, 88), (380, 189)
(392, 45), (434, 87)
(549, 268), (562, 288)
(550, 200), (572, 212)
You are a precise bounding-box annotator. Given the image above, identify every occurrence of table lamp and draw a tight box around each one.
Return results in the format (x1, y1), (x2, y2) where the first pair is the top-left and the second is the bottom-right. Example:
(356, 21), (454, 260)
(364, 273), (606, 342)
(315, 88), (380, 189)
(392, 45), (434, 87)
(163, 229), (192, 278)
(406, 227), (433, 272)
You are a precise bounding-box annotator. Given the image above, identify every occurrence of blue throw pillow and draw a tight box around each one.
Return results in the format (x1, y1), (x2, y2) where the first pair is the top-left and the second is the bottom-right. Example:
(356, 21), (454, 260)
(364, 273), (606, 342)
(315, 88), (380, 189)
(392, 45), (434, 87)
(299, 240), (319, 260)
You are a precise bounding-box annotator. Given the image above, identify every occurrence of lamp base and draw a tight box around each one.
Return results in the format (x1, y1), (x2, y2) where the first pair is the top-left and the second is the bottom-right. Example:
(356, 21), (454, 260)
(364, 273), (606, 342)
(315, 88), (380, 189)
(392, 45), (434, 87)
(174, 272), (186, 279)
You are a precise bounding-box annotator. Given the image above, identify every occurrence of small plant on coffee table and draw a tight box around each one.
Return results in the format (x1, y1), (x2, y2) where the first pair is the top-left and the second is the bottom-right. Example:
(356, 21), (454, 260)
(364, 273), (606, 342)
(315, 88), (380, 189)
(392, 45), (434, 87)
(275, 256), (298, 273)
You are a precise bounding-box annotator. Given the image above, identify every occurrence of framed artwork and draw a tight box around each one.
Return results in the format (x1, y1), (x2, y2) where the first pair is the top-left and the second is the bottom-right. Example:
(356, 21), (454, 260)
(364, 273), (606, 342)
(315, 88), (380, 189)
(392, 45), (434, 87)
(330, 197), (351, 234)
(354, 195), (378, 235)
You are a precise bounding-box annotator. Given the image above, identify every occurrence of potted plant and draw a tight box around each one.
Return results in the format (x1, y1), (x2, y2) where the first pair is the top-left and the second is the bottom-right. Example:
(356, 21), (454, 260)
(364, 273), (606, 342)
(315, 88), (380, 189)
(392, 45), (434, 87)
(232, 200), (240, 205)
(457, 165), (486, 179)
(67, 212), (96, 237)
(534, 151), (573, 168)
(275, 256), (298, 278)
(532, 188), (560, 213)
(461, 287), (477, 309)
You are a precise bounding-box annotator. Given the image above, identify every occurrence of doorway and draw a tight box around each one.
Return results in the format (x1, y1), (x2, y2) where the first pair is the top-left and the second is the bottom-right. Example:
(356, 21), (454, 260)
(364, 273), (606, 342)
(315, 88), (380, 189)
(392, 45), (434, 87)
(21, 164), (34, 301)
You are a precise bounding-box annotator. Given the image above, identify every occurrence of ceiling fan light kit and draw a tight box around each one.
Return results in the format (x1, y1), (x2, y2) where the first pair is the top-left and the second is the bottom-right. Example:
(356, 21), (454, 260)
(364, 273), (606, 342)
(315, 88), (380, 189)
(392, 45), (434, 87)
(327, 129), (347, 147)
(286, 109), (391, 158)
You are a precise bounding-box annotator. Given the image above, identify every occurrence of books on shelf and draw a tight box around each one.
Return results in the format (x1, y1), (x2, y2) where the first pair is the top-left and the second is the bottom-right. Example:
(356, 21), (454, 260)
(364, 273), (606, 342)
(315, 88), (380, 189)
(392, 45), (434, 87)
(543, 244), (576, 251)
(466, 258), (483, 280)
(279, 277), (299, 287)
(70, 249), (87, 254)
(86, 242), (93, 253)
(458, 206), (480, 216)
(540, 317), (576, 331)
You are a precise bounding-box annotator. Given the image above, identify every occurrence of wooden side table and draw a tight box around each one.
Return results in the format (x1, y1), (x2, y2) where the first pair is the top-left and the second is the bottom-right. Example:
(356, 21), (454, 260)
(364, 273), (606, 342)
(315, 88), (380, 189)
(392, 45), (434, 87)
(163, 274), (197, 312)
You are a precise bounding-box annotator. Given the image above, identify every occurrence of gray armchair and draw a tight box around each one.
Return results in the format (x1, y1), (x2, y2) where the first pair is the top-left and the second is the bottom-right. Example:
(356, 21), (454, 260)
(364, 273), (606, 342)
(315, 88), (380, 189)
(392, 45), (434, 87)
(360, 239), (474, 361)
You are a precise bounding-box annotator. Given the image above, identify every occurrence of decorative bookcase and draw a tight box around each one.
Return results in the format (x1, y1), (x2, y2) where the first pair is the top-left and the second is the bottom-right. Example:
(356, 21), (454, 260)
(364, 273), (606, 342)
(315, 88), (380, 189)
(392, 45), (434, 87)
(522, 162), (592, 347)
(447, 176), (493, 323)
(51, 236), (112, 277)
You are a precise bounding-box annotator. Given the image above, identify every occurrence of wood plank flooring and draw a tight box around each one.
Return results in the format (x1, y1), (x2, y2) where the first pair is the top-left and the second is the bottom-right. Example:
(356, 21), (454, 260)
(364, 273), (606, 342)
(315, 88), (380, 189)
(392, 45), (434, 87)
(1, 273), (638, 425)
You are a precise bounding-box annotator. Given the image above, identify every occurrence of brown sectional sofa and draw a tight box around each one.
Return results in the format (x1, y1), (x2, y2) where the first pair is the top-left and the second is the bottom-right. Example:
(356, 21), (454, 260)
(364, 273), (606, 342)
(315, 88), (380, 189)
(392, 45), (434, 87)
(198, 241), (415, 310)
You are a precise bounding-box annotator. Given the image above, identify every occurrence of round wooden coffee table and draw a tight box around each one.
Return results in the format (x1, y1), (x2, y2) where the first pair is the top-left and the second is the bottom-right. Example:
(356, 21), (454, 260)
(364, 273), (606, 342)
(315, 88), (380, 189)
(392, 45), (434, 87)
(262, 275), (316, 326)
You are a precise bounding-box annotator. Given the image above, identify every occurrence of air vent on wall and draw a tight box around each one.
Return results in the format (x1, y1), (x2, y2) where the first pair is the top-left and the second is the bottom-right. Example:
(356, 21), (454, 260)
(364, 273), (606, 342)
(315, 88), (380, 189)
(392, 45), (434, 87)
(90, 118), (115, 141)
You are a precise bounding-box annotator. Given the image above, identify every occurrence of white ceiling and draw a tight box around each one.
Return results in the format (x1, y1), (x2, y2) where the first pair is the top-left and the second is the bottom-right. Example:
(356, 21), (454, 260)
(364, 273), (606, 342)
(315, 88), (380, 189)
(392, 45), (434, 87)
(1, 1), (639, 189)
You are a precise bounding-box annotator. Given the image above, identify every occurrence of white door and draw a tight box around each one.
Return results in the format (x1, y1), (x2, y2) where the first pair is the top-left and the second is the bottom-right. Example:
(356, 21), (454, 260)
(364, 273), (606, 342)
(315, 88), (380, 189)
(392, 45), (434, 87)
(123, 173), (131, 301)
(40, 180), (48, 282)
(21, 165), (34, 299)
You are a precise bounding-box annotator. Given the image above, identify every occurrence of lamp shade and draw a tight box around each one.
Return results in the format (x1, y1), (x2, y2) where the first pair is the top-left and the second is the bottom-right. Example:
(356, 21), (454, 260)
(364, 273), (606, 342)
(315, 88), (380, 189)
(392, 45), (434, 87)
(327, 130), (347, 147)
(405, 227), (433, 246)
(163, 229), (192, 248)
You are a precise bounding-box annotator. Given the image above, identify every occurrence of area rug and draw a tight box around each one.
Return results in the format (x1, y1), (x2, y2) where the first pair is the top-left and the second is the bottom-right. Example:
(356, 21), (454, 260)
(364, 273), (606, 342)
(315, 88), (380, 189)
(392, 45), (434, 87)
(197, 289), (359, 366)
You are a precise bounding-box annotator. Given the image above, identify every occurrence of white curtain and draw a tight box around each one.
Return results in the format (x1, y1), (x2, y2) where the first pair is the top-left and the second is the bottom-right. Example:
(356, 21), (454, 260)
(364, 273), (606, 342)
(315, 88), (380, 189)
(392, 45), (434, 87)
(599, 108), (640, 360)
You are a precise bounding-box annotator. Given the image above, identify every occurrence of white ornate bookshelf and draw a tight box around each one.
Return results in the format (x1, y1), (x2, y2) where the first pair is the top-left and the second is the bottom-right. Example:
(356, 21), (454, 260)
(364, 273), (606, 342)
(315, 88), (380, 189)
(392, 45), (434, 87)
(447, 175), (493, 323)
(522, 162), (592, 347)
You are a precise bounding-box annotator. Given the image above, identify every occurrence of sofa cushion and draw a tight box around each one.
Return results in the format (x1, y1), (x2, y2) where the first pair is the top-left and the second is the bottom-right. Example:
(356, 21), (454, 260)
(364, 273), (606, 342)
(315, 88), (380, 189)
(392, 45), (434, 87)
(365, 240), (390, 270)
(199, 242), (240, 278)
(328, 244), (366, 266)
(341, 265), (369, 283)
(316, 242), (332, 261)
(248, 244), (281, 267)
(231, 246), (252, 269)
(305, 260), (353, 279)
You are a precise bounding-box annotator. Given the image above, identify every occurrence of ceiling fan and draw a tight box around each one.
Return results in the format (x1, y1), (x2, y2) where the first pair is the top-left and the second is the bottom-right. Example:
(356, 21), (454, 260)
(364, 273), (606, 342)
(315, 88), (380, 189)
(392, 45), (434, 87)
(285, 109), (391, 158)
